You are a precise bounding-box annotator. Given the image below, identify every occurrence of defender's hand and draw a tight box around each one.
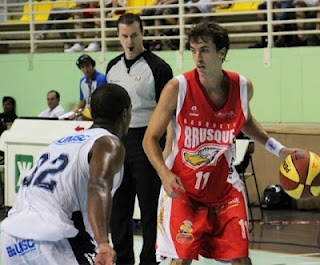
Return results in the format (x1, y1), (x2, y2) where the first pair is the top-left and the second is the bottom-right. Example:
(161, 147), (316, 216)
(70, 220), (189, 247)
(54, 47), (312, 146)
(95, 243), (116, 265)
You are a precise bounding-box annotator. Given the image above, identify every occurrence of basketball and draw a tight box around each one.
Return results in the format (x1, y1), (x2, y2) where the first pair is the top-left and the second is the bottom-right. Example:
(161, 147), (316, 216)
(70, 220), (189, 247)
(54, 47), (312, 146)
(81, 107), (92, 121)
(279, 150), (320, 200)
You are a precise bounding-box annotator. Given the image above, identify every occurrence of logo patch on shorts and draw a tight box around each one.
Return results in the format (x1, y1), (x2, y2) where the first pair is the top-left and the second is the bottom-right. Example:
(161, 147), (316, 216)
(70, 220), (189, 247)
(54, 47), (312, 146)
(6, 239), (36, 257)
(176, 220), (194, 244)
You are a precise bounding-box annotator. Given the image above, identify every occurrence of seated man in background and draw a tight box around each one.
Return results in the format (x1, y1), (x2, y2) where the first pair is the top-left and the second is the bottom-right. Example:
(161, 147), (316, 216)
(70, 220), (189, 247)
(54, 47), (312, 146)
(0, 96), (17, 136)
(249, 0), (296, 48)
(141, 0), (230, 51)
(0, 96), (18, 166)
(139, 0), (180, 51)
(38, 90), (65, 118)
(293, 0), (320, 46)
(35, 7), (72, 50)
(65, 0), (126, 52)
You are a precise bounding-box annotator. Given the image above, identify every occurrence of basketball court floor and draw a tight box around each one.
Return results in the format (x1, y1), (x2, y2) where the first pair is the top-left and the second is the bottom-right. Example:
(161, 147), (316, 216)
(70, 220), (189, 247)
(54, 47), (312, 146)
(132, 239), (320, 265)
(0, 207), (319, 265)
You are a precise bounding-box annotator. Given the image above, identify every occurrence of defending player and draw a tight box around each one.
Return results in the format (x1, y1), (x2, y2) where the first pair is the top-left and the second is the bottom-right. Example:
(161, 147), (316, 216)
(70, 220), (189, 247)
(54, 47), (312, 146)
(142, 21), (296, 265)
(0, 83), (132, 265)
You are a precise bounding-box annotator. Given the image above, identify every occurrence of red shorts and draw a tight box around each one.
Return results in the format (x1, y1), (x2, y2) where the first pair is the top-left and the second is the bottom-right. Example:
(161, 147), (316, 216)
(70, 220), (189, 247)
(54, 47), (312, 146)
(156, 186), (249, 261)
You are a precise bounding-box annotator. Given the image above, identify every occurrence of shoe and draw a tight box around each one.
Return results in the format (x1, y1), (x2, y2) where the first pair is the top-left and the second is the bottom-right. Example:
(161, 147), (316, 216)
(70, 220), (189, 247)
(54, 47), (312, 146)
(64, 43), (84, 52)
(148, 40), (161, 51)
(307, 35), (320, 46)
(288, 37), (307, 47)
(64, 43), (71, 49)
(274, 39), (286, 48)
(248, 42), (265, 48)
(35, 33), (46, 40)
(163, 38), (179, 50)
(162, 29), (178, 36)
(84, 42), (100, 52)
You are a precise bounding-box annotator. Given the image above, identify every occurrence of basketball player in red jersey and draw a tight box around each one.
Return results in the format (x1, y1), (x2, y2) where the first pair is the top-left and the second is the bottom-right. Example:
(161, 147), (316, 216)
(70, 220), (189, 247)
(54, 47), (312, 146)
(142, 21), (296, 265)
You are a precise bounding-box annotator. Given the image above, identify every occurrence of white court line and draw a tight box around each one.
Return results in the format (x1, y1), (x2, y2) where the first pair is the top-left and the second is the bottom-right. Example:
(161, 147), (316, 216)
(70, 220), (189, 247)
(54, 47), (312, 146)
(280, 253), (320, 257)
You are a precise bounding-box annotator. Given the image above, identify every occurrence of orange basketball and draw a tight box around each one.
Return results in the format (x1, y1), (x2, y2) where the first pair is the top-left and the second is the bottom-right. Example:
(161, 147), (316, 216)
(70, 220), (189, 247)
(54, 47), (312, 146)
(81, 107), (92, 121)
(279, 150), (320, 200)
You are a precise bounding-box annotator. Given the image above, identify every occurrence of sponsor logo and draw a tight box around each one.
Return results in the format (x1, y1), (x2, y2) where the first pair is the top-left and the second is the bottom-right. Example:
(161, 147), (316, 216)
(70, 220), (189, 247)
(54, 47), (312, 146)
(15, 155), (33, 192)
(189, 106), (199, 117)
(54, 135), (90, 145)
(176, 220), (194, 244)
(176, 233), (194, 243)
(157, 194), (169, 235)
(6, 239), (36, 257)
(214, 197), (240, 214)
(216, 110), (235, 119)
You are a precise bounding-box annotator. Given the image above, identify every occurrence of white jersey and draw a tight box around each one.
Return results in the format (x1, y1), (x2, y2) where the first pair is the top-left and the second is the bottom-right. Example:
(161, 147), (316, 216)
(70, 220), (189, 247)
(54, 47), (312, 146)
(1, 128), (123, 242)
(38, 104), (65, 118)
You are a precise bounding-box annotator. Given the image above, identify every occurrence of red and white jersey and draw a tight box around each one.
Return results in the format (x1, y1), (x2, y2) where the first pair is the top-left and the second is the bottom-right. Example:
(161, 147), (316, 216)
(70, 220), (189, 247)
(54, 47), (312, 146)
(166, 69), (248, 206)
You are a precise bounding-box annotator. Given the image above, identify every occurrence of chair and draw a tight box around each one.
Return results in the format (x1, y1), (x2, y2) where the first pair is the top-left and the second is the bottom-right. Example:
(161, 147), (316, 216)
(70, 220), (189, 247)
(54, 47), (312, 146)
(235, 139), (264, 231)
(0, 165), (4, 207)
(215, 1), (263, 13)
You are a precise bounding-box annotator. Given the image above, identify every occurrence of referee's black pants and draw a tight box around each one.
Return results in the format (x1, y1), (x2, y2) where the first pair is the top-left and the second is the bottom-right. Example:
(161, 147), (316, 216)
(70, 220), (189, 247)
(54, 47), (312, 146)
(111, 127), (163, 265)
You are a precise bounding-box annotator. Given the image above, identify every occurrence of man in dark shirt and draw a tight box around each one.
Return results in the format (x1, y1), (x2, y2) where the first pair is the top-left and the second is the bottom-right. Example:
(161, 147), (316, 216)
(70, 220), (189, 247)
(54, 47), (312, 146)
(0, 96), (17, 136)
(106, 13), (173, 265)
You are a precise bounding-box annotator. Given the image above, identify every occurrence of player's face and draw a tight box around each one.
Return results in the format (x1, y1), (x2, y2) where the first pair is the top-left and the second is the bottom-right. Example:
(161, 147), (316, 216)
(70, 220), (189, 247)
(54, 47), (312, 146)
(189, 39), (224, 77)
(47, 92), (59, 110)
(118, 22), (144, 60)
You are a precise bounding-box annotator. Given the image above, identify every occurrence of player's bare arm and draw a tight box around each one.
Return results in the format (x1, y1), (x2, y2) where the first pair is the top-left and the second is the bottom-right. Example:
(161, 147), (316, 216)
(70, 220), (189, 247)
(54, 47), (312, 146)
(87, 135), (125, 264)
(69, 100), (86, 120)
(143, 78), (185, 198)
(162, 123), (173, 160)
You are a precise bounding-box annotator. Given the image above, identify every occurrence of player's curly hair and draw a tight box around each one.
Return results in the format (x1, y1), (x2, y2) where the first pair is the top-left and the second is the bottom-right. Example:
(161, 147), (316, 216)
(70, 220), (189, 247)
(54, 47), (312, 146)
(91, 83), (131, 122)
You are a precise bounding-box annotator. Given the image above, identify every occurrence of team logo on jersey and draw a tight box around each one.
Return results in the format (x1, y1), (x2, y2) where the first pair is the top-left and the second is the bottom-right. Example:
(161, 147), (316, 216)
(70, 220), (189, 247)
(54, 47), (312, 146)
(183, 145), (226, 168)
(6, 239), (36, 257)
(176, 220), (194, 243)
(15, 154), (33, 193)
(135, 76), (141, 82)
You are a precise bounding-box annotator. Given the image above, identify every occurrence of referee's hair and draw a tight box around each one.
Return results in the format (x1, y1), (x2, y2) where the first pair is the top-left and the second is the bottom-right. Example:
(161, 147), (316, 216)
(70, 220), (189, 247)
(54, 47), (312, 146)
(91, 83), (131, 122)
(117, 13), (143, 33)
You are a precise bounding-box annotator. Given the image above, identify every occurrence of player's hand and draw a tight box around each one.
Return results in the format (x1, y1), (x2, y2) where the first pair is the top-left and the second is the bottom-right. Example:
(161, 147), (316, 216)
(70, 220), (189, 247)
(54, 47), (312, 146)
(68, 109), (83, 120)
(94, 243), (116, 265)
(161, 172), (185, 198)
(279, 148), (299, 159)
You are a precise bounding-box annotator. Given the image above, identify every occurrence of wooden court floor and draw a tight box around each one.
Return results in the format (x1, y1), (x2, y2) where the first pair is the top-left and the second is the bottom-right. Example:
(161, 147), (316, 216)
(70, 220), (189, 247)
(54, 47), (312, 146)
(0, 207), (319, 264)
